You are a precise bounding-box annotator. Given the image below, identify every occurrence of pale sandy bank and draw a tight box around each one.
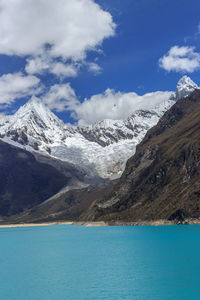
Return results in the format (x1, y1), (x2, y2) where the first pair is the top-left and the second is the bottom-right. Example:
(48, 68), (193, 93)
(0, 218), (200, 228)
(0, 221), (73, 228)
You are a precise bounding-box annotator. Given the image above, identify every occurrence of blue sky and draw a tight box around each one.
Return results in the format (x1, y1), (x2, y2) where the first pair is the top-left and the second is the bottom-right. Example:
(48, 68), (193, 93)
(0, 0), (200, 124)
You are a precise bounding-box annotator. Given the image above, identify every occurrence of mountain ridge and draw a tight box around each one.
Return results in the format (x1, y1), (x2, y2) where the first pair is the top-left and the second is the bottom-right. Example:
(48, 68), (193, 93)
(81, 89), (200, 223)
(0, 76), (199, 223)
(0, 76), (198, 179)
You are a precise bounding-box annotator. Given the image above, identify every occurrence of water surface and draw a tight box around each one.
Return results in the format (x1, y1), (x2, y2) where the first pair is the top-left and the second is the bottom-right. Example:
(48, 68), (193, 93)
(0, 224), (200, 299)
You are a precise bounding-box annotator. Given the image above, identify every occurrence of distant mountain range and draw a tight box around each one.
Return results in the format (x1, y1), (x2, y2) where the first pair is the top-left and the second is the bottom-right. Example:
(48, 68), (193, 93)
(0, 76), (197, 179)
(0, 76), (199, 224)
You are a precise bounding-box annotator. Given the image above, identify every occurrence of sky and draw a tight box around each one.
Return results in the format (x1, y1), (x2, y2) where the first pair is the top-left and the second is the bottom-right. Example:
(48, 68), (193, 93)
(0, 0), (200, 125)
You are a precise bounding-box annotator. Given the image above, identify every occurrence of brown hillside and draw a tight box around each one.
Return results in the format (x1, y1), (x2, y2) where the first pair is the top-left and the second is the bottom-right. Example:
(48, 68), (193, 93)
(83, 89), (200, 222)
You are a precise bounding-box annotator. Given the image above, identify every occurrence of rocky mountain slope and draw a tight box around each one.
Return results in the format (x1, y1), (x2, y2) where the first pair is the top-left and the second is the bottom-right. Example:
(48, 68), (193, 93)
(3, 79), (200, 225)
(1, 76), (196, 179)
(82, 89), (200, 223)
(4, 181), (116, 224)
(0, 140), (68, 217)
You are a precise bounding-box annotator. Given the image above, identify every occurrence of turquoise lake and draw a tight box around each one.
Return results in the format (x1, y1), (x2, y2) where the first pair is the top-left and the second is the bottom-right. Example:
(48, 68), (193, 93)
(0, 224), (200, 300)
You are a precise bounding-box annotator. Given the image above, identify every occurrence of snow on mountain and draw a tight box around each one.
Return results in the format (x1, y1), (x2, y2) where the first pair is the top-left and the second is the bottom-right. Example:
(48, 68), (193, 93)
(0, 96), (67, 153)
(176, 76), (198, 100)
(0, 77), (198, 179)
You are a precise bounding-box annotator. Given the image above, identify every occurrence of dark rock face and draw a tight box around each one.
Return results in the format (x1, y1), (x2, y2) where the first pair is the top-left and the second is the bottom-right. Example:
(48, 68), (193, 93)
(168, 209), (187, 222)
(83, 89), (200, 222)
(0, 140), (68, 216)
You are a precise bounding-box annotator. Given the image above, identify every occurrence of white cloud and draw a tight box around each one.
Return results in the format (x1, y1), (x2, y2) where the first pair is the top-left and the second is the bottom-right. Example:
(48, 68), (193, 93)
(87, 62), (102, 75)
(73, 89), (172, 125)
(159, 46), (200, 73)
(41, 83), (172, 125)
(51, 63), (78, 78)
(0, 72), (42, 106)
(42, 83), (79, 112)
(25, 56), (79, 77)
(25, 56), (50, 75)
(0, 0), (115, 77)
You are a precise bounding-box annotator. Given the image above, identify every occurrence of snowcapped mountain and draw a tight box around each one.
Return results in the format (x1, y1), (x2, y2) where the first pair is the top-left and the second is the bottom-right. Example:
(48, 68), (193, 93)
(0, 97), (66, 153)
(0, 76), (198, 179)
(176, 76), (199, 100)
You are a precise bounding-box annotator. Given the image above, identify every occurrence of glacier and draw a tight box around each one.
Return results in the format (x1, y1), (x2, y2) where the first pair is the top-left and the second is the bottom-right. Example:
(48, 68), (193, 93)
(0, 76), (198, 179)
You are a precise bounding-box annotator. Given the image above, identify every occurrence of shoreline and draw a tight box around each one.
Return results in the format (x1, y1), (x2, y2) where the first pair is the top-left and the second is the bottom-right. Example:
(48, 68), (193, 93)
(0, 221), (73, 228)
(1, 218), (200, 228)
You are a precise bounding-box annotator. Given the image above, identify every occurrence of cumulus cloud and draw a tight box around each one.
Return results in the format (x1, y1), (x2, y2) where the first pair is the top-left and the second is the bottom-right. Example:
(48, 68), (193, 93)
(159, 46), (200, 73)
(25, 56), (79, 77)
(40, 83), (172, 125)
(87, 62), (102, 75)
(42, 83), (79, 112)
(0, 0), (115, 77)
(0, 0), (115, 58)
(51, 63), (78, 78)
(73, 89), (172, 125)
(25, 56), (50, 75)
(0, 72), (42, 107)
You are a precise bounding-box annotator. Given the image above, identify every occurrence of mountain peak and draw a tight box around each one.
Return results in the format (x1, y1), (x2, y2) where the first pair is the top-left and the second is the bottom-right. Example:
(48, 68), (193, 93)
(20, 96), (48, 113)
(176, 76), (199, 100)
(16, 96), (42, 114)
(26, 95), (43, 105)
(15, 96), (63, 127)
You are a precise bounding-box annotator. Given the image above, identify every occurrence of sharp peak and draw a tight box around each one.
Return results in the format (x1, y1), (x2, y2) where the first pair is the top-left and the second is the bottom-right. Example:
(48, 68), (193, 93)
(24, 96), (46, 107)
(178, 75), (192, 81)
(176, 76), (199, 100)
(15, 96), (63, 122)
(18, 96), (53, 115)
(177, 75), (198, 87)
